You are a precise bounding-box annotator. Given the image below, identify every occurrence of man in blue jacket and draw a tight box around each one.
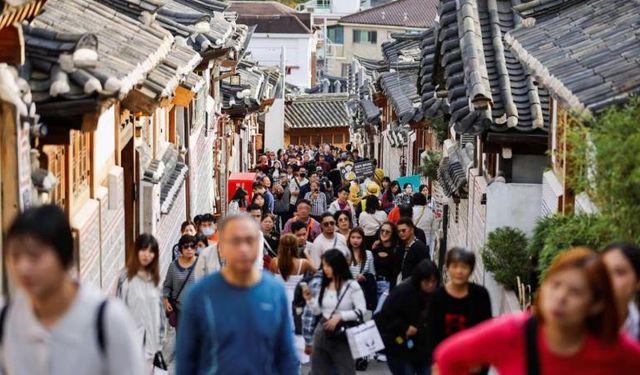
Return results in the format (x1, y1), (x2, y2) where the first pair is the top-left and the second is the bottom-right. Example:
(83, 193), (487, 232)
(177, 214), (298, 374)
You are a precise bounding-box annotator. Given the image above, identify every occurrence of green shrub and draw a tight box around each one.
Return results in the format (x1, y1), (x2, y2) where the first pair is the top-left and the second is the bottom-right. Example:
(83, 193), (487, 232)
(481, 227), (530, 291)
(527, 215), (568, 259)
(537, 214), (613, 276)
(419, 151), (442, 181)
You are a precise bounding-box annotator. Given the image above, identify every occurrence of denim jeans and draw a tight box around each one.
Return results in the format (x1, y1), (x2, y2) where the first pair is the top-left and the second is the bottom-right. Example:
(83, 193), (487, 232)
(386, 354), (430, 375)
(375, 281), (390, 314)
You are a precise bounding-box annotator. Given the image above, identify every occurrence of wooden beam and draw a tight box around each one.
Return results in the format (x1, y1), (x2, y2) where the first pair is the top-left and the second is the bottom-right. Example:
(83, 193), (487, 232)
(121, 90), (158, 116)
(173, 86), (195, 107)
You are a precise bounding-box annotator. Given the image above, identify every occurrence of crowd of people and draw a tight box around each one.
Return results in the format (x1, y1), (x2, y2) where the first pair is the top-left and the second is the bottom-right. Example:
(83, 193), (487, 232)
(0, 143), (639, 375)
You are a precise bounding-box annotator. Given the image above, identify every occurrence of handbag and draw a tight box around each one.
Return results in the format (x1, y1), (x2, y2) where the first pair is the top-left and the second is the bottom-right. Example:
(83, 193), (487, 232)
(167, 263), (194, 327)
(153, 351), (168, 374)
(346, 319), (385, 359)
(324, 282), (363, 340)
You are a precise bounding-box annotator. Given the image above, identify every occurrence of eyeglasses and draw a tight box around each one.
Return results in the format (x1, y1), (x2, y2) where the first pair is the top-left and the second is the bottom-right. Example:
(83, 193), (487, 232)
(181, 244), (196, 249)
(322, 221), (336, 227)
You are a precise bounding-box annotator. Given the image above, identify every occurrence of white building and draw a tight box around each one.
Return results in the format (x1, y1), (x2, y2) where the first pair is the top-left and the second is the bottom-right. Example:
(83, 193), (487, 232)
(230, 1), (317, 90)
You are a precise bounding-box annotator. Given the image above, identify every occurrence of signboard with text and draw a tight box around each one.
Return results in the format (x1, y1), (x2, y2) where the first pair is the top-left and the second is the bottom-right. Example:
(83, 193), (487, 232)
(354, 160), (375, 179)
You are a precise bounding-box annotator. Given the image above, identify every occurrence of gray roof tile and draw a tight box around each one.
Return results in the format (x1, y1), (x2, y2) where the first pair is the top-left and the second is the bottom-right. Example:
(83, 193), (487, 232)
(284, 94), (350, 129)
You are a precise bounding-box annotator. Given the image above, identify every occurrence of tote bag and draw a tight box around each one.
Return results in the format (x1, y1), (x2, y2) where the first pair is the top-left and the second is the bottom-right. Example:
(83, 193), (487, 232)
(346, 320), (385, 359)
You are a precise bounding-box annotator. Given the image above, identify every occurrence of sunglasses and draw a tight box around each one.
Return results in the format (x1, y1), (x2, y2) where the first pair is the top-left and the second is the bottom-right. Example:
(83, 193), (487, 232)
(322, 221), (336, 227)
(380, 229), (392, 235)
(182, 244), (196, 249)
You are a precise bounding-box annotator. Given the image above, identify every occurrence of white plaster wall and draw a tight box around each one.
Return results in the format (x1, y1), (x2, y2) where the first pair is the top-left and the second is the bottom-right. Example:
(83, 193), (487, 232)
(332, 0), (360, 14)
(486, 181), (542, 236)
(265, 98), (285, 152)
(246, 34), (314, 89)
(94, 106), (115, 173)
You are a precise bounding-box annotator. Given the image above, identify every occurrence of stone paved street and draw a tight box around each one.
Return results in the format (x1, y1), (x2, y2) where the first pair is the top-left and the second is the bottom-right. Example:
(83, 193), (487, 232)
(301, 360), (392, 375)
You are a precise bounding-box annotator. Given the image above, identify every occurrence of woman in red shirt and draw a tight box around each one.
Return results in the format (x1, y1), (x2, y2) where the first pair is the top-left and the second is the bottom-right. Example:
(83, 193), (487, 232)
(433, 247), (640, 375)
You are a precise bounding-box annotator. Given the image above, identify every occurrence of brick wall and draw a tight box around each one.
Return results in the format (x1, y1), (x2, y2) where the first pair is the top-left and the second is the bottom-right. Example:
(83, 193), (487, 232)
(157, 183), (187, 275)
(446, 197), (469, 249)
(189, 123), (214, 217)
(98, 167), (126, 294)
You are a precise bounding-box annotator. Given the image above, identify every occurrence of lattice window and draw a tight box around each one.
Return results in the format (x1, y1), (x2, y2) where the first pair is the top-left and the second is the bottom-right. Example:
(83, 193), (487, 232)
(42, 145), (66, 209)
(70, 130), (91, 199)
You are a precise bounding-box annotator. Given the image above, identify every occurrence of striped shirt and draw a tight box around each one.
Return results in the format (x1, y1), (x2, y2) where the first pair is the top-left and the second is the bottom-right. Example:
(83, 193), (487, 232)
(162, 259), (196, 311)
(349, 250), (376, 277)
(305, 191), (327, 217)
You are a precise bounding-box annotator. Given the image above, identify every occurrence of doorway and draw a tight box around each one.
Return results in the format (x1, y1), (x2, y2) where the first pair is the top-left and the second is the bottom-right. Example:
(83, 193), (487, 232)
(121, 137), (136, 261)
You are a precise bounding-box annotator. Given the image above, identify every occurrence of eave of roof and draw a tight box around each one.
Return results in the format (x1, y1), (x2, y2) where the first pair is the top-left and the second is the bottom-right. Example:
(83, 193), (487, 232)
(339, 0), (438, 29)
(284, 93), (350, 129)
(505, 0), (640, 116)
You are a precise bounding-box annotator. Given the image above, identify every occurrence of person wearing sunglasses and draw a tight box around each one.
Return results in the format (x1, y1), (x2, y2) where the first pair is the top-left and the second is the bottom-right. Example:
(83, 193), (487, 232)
(309, 212), (349, 268)
(163, 235), (197, 329)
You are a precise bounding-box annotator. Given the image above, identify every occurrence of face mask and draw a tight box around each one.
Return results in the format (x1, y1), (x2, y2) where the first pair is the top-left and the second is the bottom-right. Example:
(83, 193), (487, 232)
(202, 227), (215, 237)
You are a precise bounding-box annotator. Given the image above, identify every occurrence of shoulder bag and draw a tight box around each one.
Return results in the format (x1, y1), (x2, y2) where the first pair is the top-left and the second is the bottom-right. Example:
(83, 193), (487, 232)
(167, 263), (194, 327)
(324, 282), (363, 340)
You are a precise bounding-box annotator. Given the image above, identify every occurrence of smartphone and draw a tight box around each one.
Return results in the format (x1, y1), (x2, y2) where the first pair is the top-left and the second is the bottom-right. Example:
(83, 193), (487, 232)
(300, 282), (309, 291)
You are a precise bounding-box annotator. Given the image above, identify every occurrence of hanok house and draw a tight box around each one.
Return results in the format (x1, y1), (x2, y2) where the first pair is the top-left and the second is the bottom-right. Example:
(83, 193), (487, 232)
(0, 0), (47, 291)
(22, 0), (175, 290)
(119, 0), (248, 272)
(431, 0), (551, 313)
(504, 0), (640, 216)
(348, 28), (438, 180)
(284, 93), (351, 149)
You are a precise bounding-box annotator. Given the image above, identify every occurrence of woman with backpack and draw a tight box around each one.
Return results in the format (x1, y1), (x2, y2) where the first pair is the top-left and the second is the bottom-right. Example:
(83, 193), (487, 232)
(116, 233), (166, 371)
(433, 247), (640, 374)
(303, 250), (366, 374)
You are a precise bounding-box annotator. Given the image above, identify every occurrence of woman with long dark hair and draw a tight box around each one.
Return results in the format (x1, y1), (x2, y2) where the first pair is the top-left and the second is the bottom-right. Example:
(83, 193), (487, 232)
(603, 242), (640, 340)
(381, 177), (395, 213)
(117, 233), (165, 370)
(359, 195), (388, 251)
(373, 221), (399, 310)
(376, 259), (439, 375)
(434, 247), (640, 374)
(304, 249), (366, 374)
(347, 227), (375, 279)
(229, 187), (248, 213)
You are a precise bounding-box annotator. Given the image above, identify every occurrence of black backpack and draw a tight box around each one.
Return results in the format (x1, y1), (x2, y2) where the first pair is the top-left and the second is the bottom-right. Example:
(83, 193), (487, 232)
(0, 300), (109, 355)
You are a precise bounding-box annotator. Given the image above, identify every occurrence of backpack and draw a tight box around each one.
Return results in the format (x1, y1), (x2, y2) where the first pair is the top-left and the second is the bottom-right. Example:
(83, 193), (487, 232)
(0, 300), (109, 355)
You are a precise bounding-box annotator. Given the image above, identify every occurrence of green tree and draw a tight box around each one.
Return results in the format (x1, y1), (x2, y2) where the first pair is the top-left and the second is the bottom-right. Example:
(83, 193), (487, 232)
(481, 227), (531, 291)
(419, 151), (442, 181)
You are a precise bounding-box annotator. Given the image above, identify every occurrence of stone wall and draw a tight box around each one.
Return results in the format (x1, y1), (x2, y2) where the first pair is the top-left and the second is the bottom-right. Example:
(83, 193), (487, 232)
(99, 167), (126, 294)
(157, 183), (187, 275)
(189, 123), (214, 216)
(73, 199), (101, 288)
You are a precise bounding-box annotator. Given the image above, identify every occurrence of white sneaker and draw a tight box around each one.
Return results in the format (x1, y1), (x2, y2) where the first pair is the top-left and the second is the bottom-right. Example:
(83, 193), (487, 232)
(374, 353), (387, 362)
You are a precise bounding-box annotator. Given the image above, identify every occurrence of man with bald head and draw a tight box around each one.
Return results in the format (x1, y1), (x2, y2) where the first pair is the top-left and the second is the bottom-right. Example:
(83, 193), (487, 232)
(176, 214), (298, 374)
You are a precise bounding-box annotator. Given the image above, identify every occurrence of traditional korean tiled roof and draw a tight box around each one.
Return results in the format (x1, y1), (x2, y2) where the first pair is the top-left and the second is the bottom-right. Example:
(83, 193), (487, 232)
(382, 32), (422, 70)
(229, 1), (312, 34)
(142, 145), (188, 214)
(0, 0), (45, 28)
(285, 93), (350, 129)
(221, 60), (276, 111)
(138, 43), (202, 100)
(340, 0), (438, 29)
(505, 0), (640, 116)
(23, 0), (173, 106)
(511, 0), (583, 19)
(157, 1), (234, 53)
(96, 0), (166, 20)
(438, 140), (474, 198)
(418, 27), (448, 117)
(379, 69), (423, 124)
(433, 0), (550, 135)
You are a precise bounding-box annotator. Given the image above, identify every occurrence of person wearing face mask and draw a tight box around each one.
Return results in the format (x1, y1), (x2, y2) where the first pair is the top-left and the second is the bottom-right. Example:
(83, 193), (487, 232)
(433, 248), (640, 375)
(173, 221), (197, 260)
(117, 234), (165, 372)
(198, 214), (218, 245)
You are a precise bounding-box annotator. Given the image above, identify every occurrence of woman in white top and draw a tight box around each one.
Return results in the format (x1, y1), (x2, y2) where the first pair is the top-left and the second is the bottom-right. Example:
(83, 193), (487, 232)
(358, 195), (388, 251)
(304, 249), (366, 375)
(116, 233), (166, 370)
(411, 193), (436, 251)
(269, 234), (316, 364)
